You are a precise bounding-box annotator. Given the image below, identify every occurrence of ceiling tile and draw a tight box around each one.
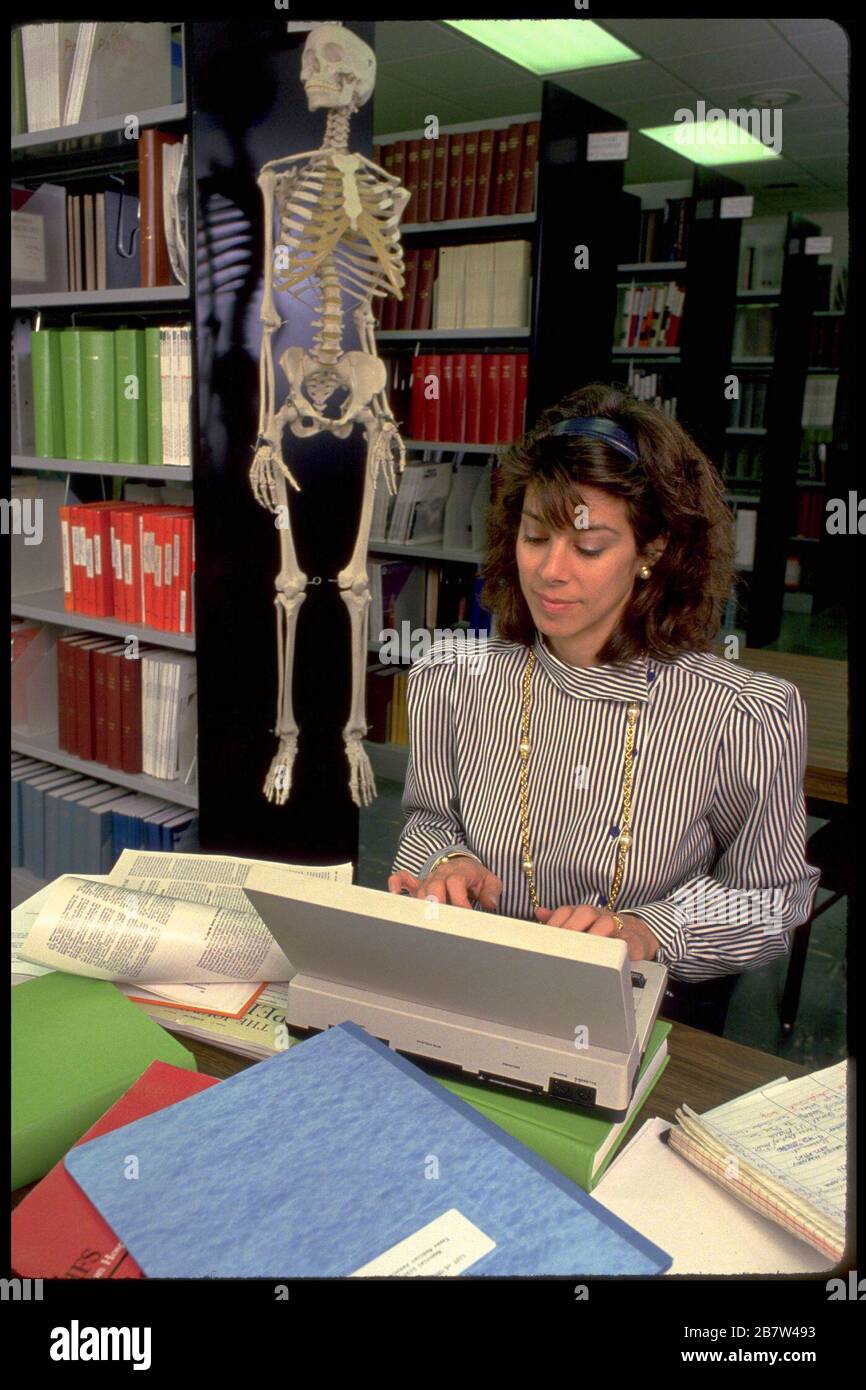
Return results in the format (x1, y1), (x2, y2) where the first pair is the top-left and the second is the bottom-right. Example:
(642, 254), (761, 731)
(374, 21), (468, 64)
(701, 72), (846, 111)
(430, 82), (543, 122)
(780, 130), (848, 159)
(794, 154), (849, 182)
(823, 72), (849, 101)
(670, 39), (814, 89)
(372, 75), (472, 136)
(550, 60), (693, 105)
(598, 18), (776, 59)
(381, 47), (526, 98)
(774, 103), (848, 135)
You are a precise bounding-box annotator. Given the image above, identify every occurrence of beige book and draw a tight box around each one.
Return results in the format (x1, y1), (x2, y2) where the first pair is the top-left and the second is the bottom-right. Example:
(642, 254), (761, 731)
(463, 243), (494, 329)
(492, 240), (531, 327)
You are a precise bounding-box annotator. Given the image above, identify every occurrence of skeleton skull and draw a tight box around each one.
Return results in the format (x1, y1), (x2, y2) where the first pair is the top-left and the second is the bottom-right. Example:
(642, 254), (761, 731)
(300, 24), (376, 113)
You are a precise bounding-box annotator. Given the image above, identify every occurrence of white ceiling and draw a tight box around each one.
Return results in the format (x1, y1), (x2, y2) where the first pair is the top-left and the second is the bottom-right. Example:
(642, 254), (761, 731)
(372, 18), (849, 214)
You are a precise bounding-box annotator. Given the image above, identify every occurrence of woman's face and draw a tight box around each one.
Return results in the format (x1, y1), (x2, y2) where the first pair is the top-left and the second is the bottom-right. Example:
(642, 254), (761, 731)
(516, 482), (655, 663)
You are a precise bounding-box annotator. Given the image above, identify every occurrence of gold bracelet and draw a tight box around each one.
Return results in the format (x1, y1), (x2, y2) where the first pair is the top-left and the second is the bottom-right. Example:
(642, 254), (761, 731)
(610, 912), (626, 936)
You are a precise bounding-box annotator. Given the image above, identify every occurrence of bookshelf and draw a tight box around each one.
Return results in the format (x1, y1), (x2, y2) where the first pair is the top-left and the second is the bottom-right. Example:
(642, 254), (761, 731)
(11, 19), (200, 873)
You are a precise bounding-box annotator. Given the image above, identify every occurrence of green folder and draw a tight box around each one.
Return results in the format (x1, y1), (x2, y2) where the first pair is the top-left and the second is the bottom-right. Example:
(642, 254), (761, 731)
(12, 972), (197, 1191)
(31, 329), (66, 459)
(81, 328), (117, 461)
(59, 328), (93, 461)
(115, 328), (148, 464)
(432, 1019), (672, 1192)
(144, 326), (164, 465)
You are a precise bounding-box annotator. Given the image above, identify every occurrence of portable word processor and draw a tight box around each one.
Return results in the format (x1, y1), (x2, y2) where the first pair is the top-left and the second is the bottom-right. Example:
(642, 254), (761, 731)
(245, 876), (668, 1118)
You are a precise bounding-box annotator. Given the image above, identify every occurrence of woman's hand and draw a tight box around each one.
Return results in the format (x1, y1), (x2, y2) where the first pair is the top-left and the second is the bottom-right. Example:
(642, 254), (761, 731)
(534, 904), (660, 962)
(388, 857), (502, 912)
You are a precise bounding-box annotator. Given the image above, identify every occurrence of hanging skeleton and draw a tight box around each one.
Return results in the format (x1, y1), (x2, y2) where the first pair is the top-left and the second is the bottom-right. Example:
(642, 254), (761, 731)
(250, 23), (410, 809)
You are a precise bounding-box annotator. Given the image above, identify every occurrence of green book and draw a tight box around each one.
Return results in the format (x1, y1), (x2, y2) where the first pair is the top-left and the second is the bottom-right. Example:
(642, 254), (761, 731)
(59, 328), (94, 460)
(432, 1019), (672, 1192)
(31, 329), (66, 458)
(81, 328), (117, 461)
(115, 327), (148, 464)
(144, 326), (164, 465)
(11, 28), (26, 136)
(12, 972), (197, 1191)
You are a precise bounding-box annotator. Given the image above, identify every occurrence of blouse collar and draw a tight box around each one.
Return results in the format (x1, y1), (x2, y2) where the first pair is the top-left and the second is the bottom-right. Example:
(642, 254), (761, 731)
(532, 627), (652, 703)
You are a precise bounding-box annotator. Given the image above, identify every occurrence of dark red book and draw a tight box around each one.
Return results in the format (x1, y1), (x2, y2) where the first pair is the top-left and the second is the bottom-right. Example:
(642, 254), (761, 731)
(12, 1063), (218, 1280)
(416, 139), (433, 224)
(501, 122), (526, 217)
(424, 353), (442, 442)
(497, 354), (517, 444)
(473, 128), (496, 218)
(178, 515), (194, 636)
(465, 353), (483, 444)
(451, 353), (468, 443)
(139, 128), (183, 287)
(390, 140), (406, 190)
(397, 247), (420, 330)
(57, 635), (86, 753)
(430, 133), (449, 221)
(514, 354), (529, 438)
(439, 355), (454, 443)
(404, 139), (421, 221)
(74, 639), (110, 760)
(410, 354), (429, 440)
(480, 354), (502, 444)
(105, 648), (125, 771)
(92, 647), (110, 764)
(516, 120), (540, 214)
(459, 128), (479, 220)
(444, 130), (464, 221)
(414, 247), (437, 332)
(119, 648), (143, 774)
(491, 128), (511, 215)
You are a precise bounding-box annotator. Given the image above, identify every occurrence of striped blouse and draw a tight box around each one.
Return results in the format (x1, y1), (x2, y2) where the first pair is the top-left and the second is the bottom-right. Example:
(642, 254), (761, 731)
(390, 627), (821, 982)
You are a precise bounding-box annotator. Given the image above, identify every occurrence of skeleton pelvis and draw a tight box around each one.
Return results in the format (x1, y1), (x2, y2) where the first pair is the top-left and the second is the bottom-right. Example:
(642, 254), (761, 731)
(279, 346), (386, 430)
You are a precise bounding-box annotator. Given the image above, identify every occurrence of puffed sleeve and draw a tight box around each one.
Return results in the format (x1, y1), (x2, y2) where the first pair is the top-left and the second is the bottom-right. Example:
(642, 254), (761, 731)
(627, 675), (821, 982)
(390, 645), (483, 881)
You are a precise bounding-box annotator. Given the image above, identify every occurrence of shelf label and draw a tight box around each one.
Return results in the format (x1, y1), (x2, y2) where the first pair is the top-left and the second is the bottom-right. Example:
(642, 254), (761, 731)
(720, 195), (754, 219)
(587, 130), (629, 162)
(805, 235), (833, 256)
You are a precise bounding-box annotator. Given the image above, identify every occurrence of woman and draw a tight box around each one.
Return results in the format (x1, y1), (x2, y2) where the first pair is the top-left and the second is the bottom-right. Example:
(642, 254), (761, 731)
(388, 383), (820, 1034)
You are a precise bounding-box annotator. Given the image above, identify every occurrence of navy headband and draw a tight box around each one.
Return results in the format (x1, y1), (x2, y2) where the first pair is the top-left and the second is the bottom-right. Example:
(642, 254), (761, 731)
(549, 416), (640, 463)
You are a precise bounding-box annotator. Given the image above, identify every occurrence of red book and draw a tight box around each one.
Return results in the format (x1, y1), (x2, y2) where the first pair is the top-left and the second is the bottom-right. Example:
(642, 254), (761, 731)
(189, 515), (196, 636)
(444, 130), (464, 220)
(120, 647), (143, 773)
(390, 139), (406, 190)
(424, 353), (442, 442)
(154, 513), (168, 631)
(105, 648), (125, 770)
(168, 515), (180, 633)
(91, 646), (110, 764)
(380, 141), (394, 182)
(56, 636), (69, 751)
(139, 509), (157, 628)
(380, 283), (398, 332)
(122, 506), (143, 625)
(404, 139), (421, 221)
(12, 1062), (218, 1280)
(414, 246), (437, 332)
(108, 505), (130, 623)
(473, 128), (496, 218)
(451, 353), (468, 443)
(514, 354), (529, 438)
(491, 128), (510, 215)
(497, 354), (517, 444)
(178, 515), (194, 636)
(57, 635), (85, 752)
(516, 120), (540, 214)
(480, 354), (502, 444)
(396, 247), (420, 330)
(501, 122), (526, 217)
(439, 355), (454, 443)
(69, 505), (87, 615)
(410, 354), (429, 440)
(59, 505), (74, 612)
(430, 133), (449, 221)
(139, 129), (183, 287)
(74, 638), (109, 760)
(89, 503), (115, 617)
(465, 353), (483, 443)
(416, 139), (433, 224)
(459, 128), (480, 220)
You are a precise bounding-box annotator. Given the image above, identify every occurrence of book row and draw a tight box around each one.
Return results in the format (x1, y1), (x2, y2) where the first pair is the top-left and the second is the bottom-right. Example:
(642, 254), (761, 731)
(625, 364), (679, 418)
(732, 304), (777, 359)
(615, 282), (686, 350)
(407, 352), (529, 444)
(434, 240), (531, 331)
(801, 375), (839, 432)
(378, 120), (539, 225)
(27, 325), (193, 468)
(626, 197), (693, 265)
(723, 442), (766, 485)
(58, 500), (195, 633)
(809, 315), (844, 369)
(366, 667), (409, 746)
(56, 634), (196, 781)
(728, 376), (769, 431)
(794, 490), (826, 541)
(11, 755), (198, 882)
(373, 457), (494, 550)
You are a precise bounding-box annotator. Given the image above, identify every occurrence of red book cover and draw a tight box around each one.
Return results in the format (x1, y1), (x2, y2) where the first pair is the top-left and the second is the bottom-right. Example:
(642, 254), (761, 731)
(444, 130), (464, 221)
(459, 128), (479, 220)
(414, 246), (437, 332)
(105, 648), (125, 770)
(380, 283), (398, 332)
(168, 515), (181, 633)
(56, 636), (73, 751)
(92, 647), (110, 764)
(59, 505), (74, 612)
(189, 514), (196, 636)
(84, 507), (98, 616)
(120, 648), (143, 773)
(122, 507), (142, 626)
(491, 128), (510, 216)
(514, 354), (529, 438)
(497, 354), (517, 444)
(465, 353), (483, 443)
(516, 120), (540, 214)
(473, 128), (496, 218)
(668, 286), (685, 347)
(439, 354), (454, 443)
(178, 515), (193, 636)
(410, 354), (428, 440)
(12, 1063), (218, 1280)
(380, 142), (394, 182)
(390, 140), (406, 190)
(416, 139), (433, 224)
(152, 512), (166, 631)
(424, 353), (442, 442)
(74, 639), (103, 760)
(139, 129), (182, 287)
(430, 133), (449, 221)
(396, 247), (420, 330)
(69, 505), (87, 615)
(481, 354), (502, 444)
(404, 138), (421, 221)
(501, 122), (526, 217)
(109, 505), (130, 623)
(58, 635), (87, 755)
(90, 504), (114, 617)
(141, 509), (160, 629)
(451, 353), (468, 443)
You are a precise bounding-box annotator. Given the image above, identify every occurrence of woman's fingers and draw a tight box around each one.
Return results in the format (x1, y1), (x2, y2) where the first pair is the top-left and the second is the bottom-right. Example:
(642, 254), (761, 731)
(537, 904), (601, 931)
(388, 871), (421, 895)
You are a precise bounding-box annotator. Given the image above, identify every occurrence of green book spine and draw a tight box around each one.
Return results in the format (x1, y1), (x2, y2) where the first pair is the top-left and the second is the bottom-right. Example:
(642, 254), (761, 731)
(31, 329), (66, 458)
(81, 329), (117, 461)
(59, 328), (90, 460)
(433, 1019), (672, 1192)
(145, 326), (164, 465)
(115, 328), (148, 463)
(11, 28), (26, 136)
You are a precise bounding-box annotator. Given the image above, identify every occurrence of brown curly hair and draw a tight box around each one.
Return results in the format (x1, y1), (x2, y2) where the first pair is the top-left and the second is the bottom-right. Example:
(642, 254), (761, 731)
(478, 383), (737, 664)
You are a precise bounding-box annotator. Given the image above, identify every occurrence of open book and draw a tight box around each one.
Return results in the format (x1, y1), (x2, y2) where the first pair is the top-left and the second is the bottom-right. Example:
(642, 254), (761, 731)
(664, 1061), (848, 1262)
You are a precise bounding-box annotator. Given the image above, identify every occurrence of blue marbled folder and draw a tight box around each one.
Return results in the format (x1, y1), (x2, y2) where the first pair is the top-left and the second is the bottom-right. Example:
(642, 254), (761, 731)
(64, 1021), (671, 1277)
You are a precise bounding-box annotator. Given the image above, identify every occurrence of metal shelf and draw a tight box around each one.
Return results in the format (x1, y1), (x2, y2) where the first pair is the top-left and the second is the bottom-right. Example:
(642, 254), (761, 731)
(401, 212), (536, 235)
(11, 286), (189, 309)
(11, 455), (193, 482)
(404, 440), (503, 454)
(617, 261), (687, 273)
(368, 540), (484, 565)
(11, 730), (198, 809)
(11, 102), (187, 152)
(377, 327), (529, 340)
(11, 588), (195, 651)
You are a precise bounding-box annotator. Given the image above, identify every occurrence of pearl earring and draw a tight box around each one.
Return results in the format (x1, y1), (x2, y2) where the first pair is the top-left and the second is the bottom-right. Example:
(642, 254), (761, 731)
(638, 564), (652, 580)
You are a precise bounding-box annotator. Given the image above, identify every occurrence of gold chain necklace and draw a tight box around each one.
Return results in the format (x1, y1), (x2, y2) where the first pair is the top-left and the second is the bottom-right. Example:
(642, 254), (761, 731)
(518, 648), (639, 918)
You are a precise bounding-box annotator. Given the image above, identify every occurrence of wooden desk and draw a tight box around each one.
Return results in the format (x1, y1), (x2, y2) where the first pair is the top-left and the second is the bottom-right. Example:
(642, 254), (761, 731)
(722, 647), (849, 804)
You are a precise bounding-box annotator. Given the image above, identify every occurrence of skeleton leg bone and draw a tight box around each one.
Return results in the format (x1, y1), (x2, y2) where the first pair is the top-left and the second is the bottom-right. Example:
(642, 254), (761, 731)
(264, 468), (308, 805)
